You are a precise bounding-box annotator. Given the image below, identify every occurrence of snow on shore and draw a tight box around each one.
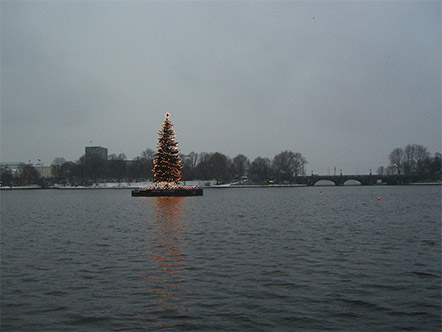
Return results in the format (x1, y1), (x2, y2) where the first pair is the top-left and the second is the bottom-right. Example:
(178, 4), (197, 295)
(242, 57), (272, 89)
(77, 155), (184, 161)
(1, 180), (217, 190)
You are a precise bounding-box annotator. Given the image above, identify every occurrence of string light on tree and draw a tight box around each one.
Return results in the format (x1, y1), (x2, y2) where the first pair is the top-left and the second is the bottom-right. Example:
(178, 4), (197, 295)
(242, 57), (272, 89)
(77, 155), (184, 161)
(132, 112), (202, 196)
(152, 112), (183, 187)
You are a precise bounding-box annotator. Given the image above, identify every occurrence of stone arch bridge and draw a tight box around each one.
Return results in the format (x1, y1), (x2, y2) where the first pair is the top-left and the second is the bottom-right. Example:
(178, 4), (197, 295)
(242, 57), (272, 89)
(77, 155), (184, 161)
(297, 174), (420, 186)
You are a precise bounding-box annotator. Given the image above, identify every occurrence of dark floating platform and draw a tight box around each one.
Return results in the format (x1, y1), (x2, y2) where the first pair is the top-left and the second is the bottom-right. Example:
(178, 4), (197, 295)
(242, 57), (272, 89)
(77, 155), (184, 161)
(132, 187), (203, 197)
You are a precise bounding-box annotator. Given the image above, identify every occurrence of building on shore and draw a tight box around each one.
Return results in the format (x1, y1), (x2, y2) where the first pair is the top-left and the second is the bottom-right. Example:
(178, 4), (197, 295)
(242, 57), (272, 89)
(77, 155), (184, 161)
(85, 146), (108, 160)
(1, 162), (52, 178)
(34, 166), (52, 178)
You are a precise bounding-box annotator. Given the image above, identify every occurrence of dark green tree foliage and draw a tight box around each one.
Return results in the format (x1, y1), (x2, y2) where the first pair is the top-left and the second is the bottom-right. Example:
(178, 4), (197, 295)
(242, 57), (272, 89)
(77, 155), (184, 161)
(153, 113), (182, 185)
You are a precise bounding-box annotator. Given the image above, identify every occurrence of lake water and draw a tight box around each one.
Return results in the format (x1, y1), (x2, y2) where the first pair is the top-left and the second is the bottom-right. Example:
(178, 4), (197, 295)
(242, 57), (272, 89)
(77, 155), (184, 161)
(1, 186), (440, 331)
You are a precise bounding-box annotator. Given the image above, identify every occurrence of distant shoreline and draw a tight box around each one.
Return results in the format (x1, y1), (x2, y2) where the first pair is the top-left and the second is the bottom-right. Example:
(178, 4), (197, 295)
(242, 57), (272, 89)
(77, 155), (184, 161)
(1, 182), (441, 190)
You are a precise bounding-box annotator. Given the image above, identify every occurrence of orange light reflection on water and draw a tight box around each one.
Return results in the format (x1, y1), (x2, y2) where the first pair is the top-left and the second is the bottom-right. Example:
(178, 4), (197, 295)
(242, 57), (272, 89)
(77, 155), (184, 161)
(133, 197), (189, 327)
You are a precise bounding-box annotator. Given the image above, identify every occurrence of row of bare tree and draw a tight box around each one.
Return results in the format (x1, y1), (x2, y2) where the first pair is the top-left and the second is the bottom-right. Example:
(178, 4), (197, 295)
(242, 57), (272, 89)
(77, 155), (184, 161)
(377, 144), (441, 179)
(46, 149), (308, 185)
(181, 150), (307, 184)
(2, 144), (438, 186)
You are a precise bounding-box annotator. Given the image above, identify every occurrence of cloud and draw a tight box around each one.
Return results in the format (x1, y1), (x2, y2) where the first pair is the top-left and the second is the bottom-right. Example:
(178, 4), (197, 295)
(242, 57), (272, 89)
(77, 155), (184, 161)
(1, 1), (440, 173)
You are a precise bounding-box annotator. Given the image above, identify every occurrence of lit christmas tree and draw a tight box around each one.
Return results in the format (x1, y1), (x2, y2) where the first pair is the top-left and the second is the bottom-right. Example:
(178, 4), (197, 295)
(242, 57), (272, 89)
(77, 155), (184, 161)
(132, 112), (202, 196)
(152, 112), (182, 186)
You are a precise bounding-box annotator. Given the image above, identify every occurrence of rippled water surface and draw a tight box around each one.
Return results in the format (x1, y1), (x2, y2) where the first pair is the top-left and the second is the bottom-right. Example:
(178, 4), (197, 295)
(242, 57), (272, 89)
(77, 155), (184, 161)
(1, 186), (441, 331)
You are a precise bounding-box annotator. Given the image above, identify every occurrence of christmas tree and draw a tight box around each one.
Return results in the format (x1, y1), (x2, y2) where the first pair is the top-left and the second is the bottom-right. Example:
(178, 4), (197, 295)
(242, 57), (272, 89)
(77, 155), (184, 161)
(152, 113), (182, 186)
(132, 112), (202, 196)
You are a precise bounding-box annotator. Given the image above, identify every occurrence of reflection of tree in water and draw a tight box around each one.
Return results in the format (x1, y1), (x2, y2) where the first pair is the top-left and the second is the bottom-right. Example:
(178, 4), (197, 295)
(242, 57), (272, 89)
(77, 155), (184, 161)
(133, 197), (189, 328)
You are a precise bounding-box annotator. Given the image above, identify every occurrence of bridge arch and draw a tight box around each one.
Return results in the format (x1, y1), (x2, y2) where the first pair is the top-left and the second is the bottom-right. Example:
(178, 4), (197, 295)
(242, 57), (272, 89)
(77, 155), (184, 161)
(342, 179), (362, 186)
(312, 179), (338, 186)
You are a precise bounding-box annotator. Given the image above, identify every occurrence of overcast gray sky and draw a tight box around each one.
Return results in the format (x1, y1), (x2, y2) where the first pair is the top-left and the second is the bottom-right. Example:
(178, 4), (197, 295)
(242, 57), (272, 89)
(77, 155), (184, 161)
(1, 1), (440, 174)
